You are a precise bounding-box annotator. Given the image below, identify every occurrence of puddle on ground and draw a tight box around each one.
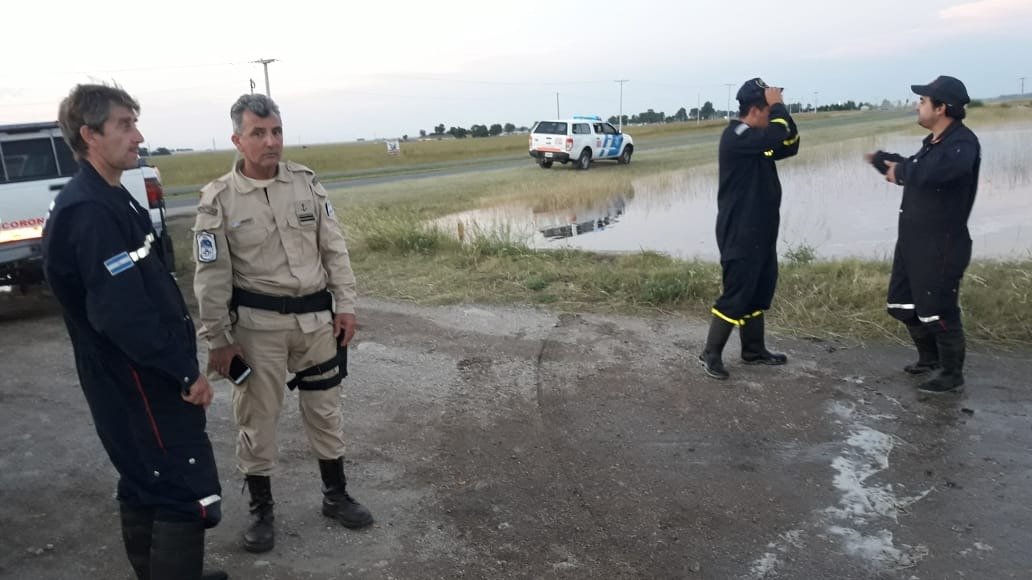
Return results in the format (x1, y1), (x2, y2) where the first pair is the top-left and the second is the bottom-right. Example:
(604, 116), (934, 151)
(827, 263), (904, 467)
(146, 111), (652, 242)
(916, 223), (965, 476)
(438, 126), (1032, 261)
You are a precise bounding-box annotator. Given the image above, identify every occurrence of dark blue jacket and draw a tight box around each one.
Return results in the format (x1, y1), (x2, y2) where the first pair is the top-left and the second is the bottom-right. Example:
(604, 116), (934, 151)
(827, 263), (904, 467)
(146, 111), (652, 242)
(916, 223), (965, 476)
(875, 120), (980, 238)
(42, 161), (219, 520)
(716, 103), (801, 260)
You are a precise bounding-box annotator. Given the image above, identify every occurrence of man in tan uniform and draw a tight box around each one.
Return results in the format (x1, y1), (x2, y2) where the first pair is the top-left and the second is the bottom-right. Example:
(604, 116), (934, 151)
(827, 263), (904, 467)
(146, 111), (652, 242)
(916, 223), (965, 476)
(193, 94), (373, 554)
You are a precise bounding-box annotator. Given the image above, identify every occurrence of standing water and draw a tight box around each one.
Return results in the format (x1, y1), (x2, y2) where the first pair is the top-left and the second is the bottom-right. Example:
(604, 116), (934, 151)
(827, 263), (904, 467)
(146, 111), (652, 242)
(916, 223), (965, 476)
(440, 126), (1032, 261)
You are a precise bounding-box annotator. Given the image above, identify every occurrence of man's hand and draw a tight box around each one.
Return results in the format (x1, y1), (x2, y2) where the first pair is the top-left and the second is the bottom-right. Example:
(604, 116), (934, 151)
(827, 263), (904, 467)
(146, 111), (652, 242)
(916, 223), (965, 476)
(208, 344), (244, 378)
(863, 152), (876, 164)
(183, 375), (214, 409)
(765, 87), (784, 106)
(333, 313), (357, 346)
(885, 160), (898, 183)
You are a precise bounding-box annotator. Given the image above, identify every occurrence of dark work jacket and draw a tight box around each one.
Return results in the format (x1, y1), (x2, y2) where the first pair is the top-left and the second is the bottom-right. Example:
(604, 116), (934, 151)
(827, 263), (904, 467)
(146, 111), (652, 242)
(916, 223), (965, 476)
(42, 161), (218, 515)
(876, 121), (980, 238)
(715, 103), (800, 260)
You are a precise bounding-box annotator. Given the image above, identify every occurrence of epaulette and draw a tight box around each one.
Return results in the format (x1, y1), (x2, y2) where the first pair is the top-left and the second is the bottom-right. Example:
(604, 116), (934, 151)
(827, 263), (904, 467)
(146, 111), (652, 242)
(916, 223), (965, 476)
(285, 160), (314, 174)
(198, 176), (230, 204)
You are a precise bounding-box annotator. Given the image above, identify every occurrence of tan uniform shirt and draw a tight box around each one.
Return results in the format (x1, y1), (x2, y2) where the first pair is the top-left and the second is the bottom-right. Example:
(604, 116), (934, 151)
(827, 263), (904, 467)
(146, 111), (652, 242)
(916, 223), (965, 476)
(193, 160), (356, 349)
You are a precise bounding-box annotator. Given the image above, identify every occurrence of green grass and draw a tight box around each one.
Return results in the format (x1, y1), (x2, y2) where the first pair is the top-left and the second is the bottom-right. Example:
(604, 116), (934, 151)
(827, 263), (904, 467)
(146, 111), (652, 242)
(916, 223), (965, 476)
(168, 103), (1032, 347)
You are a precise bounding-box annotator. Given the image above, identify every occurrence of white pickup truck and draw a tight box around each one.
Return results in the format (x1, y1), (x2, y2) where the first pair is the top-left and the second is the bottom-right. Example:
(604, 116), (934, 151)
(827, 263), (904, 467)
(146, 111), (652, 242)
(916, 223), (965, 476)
(0, 121), (172, 289)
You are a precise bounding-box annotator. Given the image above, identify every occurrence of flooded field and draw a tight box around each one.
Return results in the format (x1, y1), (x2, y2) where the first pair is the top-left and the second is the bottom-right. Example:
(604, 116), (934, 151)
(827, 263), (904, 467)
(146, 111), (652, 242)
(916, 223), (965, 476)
(440, 125), (1032, 261)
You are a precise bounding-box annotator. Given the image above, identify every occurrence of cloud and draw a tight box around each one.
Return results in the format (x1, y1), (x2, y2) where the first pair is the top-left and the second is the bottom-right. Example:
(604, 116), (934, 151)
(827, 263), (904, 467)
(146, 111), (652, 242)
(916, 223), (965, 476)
(938, 0), (1032, 32)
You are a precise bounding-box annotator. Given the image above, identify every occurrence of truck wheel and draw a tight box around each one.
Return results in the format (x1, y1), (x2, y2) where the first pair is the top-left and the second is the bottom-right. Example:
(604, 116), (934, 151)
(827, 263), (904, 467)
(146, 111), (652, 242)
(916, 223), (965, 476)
(618, 146), (633, 165)
(576, 149), (591, 170)
(538, 159), (553, 169)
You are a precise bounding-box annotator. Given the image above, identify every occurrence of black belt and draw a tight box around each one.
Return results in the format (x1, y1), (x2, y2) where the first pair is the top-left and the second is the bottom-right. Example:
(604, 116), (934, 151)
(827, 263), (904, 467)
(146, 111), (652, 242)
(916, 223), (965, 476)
(231, 287), (332, 315)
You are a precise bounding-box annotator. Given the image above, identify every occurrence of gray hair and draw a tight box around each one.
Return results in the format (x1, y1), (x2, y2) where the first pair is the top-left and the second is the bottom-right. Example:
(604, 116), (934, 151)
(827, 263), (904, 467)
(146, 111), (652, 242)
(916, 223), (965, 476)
(58, 83), (140, 159)
(231, 94), (281, 134)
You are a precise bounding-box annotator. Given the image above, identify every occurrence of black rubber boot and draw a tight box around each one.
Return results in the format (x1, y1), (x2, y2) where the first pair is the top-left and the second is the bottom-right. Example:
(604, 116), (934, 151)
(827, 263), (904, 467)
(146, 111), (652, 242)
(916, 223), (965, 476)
(904, 324), (940, 374)
(698, 316), (735, 380)
(319, 458), (374, 528)
(150, 519), (227, 580)
(119, 504), (153, 580)
(918, 329), (966, 394)
(740, 315), (788, 365)
(243, 475), (275, 553)
(121, 506), (227, 580)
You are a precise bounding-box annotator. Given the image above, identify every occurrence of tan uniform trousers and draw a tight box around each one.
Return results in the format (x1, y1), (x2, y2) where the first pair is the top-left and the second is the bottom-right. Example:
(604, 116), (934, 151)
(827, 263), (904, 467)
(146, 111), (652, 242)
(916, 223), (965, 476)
(232, 321), (346, 476)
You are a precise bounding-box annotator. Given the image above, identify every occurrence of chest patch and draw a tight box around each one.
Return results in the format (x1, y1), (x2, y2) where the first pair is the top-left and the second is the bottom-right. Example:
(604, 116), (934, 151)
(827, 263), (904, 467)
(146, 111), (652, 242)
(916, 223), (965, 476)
(196, 232), (217, 263)
(295, 200), (316, 224)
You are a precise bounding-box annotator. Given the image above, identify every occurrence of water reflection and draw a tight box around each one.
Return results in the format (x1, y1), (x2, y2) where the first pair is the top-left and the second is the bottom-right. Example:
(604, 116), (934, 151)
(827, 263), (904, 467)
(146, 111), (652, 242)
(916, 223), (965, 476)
(539, 197), (626, 240)
(441, 125), (1032, 260)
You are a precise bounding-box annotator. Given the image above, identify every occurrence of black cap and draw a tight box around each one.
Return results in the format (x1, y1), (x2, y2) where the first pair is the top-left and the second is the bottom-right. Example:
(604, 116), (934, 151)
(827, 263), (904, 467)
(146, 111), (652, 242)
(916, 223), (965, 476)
(911, 75), (970, 107)
(736, 77), (770, 103)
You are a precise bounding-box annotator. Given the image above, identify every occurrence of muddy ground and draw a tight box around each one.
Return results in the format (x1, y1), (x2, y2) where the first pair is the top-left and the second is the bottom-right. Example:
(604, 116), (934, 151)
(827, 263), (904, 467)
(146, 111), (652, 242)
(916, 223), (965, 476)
(1, 283), (1030, 579)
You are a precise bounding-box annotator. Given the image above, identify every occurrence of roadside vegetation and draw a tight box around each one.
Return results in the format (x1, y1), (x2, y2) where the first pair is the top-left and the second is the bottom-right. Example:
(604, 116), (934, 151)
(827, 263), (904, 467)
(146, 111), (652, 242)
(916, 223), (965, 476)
(169, 104), (1032, 347)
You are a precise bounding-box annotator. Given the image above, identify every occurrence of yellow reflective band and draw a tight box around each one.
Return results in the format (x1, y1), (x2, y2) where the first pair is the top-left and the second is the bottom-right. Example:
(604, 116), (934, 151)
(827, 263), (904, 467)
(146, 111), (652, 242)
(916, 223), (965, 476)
(782, 135), (800, 146)
(711, 307), (744, 327)
(770, 118), (789, 128)
(742, 310), (764, 319)
(764, 150), (774, 157)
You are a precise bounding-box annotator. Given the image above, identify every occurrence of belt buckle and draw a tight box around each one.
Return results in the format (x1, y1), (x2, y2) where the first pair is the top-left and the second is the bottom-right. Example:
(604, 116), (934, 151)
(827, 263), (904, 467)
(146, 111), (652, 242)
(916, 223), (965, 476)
(277, 297), (292, 314)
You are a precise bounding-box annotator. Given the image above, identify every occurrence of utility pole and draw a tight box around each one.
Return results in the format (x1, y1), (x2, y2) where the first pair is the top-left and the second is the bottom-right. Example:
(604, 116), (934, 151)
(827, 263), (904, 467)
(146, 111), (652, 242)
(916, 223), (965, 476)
(556, 92), (560, 118)
(1021, 77), (1026, 96)
(249, 78), (256, 95)
(724, 83), (734, 120)
(697, 93), (701, 125)
(813, 90), (819, 113)
(615, 79), (629, 131)
(251, 58), (277, 97)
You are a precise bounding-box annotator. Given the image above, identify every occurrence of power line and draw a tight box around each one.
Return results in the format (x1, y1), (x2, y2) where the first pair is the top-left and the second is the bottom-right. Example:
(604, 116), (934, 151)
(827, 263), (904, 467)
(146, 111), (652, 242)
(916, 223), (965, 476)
(371, 73), (613, 86)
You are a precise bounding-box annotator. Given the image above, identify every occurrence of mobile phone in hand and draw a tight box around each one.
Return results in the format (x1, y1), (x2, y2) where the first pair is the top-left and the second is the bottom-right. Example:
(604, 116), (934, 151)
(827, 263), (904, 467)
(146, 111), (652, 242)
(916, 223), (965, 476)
(228, 355), (252, 385)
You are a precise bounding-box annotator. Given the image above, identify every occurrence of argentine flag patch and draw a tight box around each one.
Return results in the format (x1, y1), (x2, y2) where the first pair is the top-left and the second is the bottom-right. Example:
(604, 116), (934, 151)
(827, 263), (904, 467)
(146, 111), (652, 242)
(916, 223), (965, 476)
(104, 252), (135, 276)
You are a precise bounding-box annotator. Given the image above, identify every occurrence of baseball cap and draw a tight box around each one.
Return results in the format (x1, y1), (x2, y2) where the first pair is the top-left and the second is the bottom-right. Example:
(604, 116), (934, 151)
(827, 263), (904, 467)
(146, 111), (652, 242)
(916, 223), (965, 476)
(736, 78), (770, 103)
(911, 76), (970, 107)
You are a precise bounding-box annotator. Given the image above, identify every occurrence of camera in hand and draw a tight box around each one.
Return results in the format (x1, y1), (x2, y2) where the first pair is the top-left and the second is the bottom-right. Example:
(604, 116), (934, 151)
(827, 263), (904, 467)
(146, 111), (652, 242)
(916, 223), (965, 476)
(228, 355), (252, 385)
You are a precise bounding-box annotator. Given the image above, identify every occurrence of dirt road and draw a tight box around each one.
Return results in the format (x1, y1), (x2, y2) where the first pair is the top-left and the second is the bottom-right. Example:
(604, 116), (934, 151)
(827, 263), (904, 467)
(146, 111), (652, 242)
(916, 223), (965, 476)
(1, 288), (1030, 579)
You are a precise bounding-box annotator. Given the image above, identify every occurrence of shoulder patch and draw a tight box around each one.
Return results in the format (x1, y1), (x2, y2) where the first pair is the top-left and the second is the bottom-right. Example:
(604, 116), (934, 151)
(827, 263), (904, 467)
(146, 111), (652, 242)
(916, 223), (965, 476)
(325, 200), (337, 220)
(197, 205), (218, 216)
(734, 123), (750, 136)
(104, 252), (135, 276)
(196, 232), (217, 263)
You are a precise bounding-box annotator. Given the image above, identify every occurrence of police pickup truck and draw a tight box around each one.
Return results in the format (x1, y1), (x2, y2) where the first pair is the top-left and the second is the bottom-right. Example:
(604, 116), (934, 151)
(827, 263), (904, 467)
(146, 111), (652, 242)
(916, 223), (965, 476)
(528, 115), (633, 169)
(0, 121), (172, 288)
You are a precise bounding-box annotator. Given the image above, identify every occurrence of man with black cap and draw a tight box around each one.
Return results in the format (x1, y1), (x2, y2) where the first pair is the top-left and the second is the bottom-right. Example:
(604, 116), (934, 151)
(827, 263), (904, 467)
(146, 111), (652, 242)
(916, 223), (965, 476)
(699, 78), (800, 380)
(865, 75), (980, 394)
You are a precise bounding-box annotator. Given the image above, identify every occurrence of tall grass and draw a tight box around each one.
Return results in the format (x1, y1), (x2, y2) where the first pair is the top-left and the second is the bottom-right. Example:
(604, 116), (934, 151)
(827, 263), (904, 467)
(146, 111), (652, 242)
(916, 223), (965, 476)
(165, 103), (1032, 346)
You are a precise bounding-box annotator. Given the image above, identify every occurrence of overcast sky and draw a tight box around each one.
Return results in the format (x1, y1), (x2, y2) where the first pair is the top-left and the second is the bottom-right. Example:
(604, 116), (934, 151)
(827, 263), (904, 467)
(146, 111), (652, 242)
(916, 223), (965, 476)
(4, 0), (1030, 150)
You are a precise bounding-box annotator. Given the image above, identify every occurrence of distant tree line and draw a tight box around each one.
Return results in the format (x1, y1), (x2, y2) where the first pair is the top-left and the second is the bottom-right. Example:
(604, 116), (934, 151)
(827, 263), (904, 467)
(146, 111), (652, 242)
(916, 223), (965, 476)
(607, 99), (884, 125)
(418, 122), (525, 139)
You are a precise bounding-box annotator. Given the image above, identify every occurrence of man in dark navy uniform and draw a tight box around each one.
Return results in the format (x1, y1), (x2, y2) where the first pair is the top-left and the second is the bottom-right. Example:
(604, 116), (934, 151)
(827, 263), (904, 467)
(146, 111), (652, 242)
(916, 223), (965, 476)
(42, 84), (226, 580)
(699, 78), (801, 380)
(866, 75), (980, 394)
